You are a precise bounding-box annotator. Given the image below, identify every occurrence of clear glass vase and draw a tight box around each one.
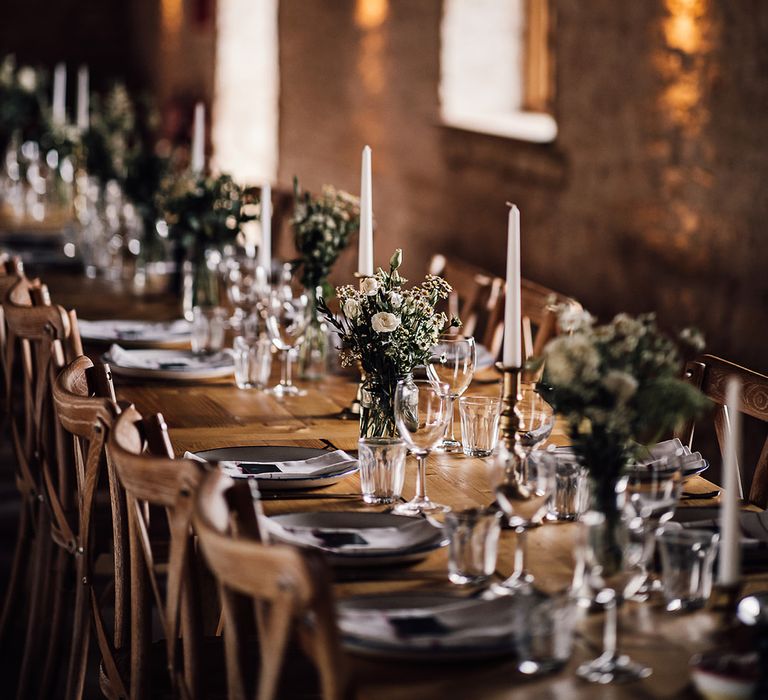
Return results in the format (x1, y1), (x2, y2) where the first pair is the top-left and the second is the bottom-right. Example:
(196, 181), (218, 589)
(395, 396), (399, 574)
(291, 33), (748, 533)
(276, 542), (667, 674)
(298, 289), (330, 380)
(182, 248), (222, 321)
(359, 375), (408, 439)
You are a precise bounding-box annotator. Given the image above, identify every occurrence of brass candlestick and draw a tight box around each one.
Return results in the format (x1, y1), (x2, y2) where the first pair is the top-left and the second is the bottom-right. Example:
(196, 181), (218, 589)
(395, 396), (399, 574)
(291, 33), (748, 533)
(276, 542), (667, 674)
(706, 581), (744, 638)
(498, 363), (524, 453)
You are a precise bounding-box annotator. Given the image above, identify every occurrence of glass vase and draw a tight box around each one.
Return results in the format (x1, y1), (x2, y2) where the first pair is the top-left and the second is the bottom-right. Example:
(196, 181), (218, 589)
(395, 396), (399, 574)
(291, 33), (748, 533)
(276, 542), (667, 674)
(359, 374), (408, 439)
(298, 289), (330, 380)
(182, 248), (222, 321)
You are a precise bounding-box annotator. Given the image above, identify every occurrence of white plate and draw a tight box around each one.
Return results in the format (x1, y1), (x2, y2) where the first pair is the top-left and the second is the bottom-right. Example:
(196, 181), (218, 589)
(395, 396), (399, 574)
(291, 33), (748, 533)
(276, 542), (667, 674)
(337, 593), (518, 660)
(193, 445), (357, 491)
(103, 348), (234, 380)
(80, 319), (191, 348)
(267, 511), (447, 566)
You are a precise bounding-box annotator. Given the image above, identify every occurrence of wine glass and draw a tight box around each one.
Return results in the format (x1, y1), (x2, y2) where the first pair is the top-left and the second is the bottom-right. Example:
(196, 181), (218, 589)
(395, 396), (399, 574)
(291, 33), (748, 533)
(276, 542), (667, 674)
(517, 387), (555, 458)
(265, 290), (309, 397)
(576, 509), (650, 684)
(223, 255), (270, 329)
(488, 441), (556, 595)
(393, 378), (451, 516)
(427, 335), (476, 452)
(625, 454), (684, 599)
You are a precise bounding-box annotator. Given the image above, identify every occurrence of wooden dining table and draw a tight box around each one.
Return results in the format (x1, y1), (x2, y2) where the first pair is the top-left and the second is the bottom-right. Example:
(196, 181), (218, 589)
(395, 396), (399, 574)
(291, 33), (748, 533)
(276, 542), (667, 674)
(43, 270), (766, 700)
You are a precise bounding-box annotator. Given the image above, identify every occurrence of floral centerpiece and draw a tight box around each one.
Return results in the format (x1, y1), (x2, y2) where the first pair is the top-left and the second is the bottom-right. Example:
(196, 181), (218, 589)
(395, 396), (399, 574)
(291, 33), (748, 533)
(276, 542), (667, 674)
(161, 173), (258, 314)
(319, 249), (459, 437)
(0, 56), (48, 155)
(292, 177), (360, 378)
(536, 308), (708, 517)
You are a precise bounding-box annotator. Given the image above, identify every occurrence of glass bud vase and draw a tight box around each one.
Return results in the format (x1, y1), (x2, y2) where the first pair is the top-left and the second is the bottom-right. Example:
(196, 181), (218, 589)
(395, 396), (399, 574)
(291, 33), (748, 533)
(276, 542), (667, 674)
(299, 287), (330, 380)
(182, 248), (222, 321)
(359, 375), (406, 439)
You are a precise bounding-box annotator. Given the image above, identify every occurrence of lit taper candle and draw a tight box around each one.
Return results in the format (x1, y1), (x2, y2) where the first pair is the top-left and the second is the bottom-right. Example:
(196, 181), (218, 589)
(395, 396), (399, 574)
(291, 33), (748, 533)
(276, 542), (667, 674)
(52, 63), (66, 127)
(191, 102), (205, 174)
(358, 145), (374, 276)
(76, 65), (89, 131)
(502, 204), (522, 367)
(259, 183), (272, 273)
(718, 376), (742, 586)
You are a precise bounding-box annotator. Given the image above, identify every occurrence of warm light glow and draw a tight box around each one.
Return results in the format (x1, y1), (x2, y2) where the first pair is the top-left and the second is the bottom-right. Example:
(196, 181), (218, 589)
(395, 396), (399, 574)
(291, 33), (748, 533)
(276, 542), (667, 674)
(355, 0), (389, 30)
(358, 32), (385, 96)
(161, 0), (183, 35)
(663, 0), (707, 54)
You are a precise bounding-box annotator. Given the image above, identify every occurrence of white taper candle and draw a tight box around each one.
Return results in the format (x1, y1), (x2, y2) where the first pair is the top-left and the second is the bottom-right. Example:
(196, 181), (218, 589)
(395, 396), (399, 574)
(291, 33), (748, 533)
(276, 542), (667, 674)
(358, 145), (374, 276)
(259, 183), (272, 273)
(52, 63), (66, 127)
(502, 204), (522, 367)
(191, 102), (205, 174)
(718, 376), (742, 586)
(76, 65), (89, 131)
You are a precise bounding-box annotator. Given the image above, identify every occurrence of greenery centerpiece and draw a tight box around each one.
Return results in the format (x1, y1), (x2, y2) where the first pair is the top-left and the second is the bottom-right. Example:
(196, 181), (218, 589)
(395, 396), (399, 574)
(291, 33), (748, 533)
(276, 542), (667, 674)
(292, 178), (360, 379)
(536, 308), (708, 520)
(161, 173), (258, 316)
(319, 249), (458, 437)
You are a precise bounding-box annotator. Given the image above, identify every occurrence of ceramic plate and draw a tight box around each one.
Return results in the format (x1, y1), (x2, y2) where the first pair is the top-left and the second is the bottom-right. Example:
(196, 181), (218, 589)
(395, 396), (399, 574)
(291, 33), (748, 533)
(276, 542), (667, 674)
(80, 319), (191, 348)
(104, 348), (234, 380)
(193, 445), (357, 491)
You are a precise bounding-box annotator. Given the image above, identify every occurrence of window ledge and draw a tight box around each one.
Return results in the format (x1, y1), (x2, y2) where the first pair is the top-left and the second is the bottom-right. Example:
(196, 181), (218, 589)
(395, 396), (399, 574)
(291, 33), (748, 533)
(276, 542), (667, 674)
(440, 109), (557, 144)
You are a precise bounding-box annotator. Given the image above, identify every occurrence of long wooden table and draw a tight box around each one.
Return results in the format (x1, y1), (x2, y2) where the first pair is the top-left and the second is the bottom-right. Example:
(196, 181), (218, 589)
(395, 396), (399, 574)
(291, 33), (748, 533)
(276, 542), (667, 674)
(46, 273), (765, 699)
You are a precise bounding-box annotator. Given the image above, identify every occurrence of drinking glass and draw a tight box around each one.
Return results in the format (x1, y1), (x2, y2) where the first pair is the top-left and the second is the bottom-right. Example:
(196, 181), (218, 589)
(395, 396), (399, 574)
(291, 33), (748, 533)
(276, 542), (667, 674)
(545, 452), (588, 521)
(223, 255), (270, 328)
(358, 437), (407, 504)
(427, 335), (476, 452)
(445, 507), (502, 585)
(459, 396), (501, 457)
(392, 378), (451, 516)
(625, 455), (684, 598)
(576, 510), (650, 684)
(191, 306), (227, 353)
(233, 335), (272, 390)
(515, 592), (578, 676)
(488, 441), (556, 594)
(265, 291), (309, 396)
(657, 527), (719, 612)
(517, 387), (555, 457)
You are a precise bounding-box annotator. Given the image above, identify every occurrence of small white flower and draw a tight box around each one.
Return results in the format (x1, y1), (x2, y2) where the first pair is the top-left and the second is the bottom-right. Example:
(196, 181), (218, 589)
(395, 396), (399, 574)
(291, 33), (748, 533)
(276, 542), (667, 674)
(360, 277), (379, 296)
(371, 312), (400, 333)
(389, 291), (403, 308)
(602, 370), (638, 405)
(17, 67), (36, 92)
(343, 299), (361, 320)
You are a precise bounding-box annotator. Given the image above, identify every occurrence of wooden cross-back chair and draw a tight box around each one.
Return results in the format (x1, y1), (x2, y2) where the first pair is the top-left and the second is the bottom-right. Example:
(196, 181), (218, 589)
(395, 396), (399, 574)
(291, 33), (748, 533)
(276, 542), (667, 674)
(52, 355), (128, 700)
(107, 405), (211, 700)
(193, 469), (351, 700)
(0, 254), (24, 417)
(677, 354), (768, 508)
(1, 275), (83, 698)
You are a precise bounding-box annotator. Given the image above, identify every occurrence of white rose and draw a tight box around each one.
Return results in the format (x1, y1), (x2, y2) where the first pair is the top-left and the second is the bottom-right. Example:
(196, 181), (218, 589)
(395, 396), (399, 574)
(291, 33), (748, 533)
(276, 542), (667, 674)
(343, 298), (361, 320)
(371, 312), (400, 333)
(360, 277), (379, 296)
(17, 67), (36, 92)
(389, 292), (403, 308)
(602, 370), (638, 405)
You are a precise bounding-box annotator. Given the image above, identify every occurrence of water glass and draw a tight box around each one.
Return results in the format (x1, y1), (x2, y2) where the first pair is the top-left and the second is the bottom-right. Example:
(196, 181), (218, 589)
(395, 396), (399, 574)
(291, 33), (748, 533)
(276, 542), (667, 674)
(458, 396), (500, 457)
(545, 453), (588, 521)
(233, 336), (272, 390)
(657, 527), (719, 612)
(358, 437), (407, 505)
(191, 306), (227, 353)
(445, 507), (502, 585)
(514, 593), (577, 676)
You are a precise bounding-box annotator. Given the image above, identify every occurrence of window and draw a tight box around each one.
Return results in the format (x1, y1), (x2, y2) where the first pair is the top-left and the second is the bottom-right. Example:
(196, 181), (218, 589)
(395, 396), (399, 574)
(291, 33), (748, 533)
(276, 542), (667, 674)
(439, 0), (556, 143)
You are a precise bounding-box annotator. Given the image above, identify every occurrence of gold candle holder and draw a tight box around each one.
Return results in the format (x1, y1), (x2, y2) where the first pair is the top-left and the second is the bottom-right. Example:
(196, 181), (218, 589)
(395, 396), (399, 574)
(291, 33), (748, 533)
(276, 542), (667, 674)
(706, 580), (744, 638)
(336, 364), (365, 420)
(497, 363), (523, 453)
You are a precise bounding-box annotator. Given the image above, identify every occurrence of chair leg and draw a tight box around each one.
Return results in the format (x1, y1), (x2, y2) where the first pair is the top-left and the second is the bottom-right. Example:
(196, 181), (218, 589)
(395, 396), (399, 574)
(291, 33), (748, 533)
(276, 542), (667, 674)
(0, 499), (32, 645)
(38, 547), (70, 699)
(64, 556), (91, 700)
(16, 507), (53, 700)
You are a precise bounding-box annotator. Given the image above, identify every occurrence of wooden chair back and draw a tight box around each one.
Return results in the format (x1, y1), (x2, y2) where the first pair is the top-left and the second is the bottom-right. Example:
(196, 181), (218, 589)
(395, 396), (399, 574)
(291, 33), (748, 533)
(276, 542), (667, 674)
(677, 354), (768, 507)
(108, 405), (209, 699)
(194, 470), (350, 700)
(52, 355), (128, 698)
(0, 255), (24, 419)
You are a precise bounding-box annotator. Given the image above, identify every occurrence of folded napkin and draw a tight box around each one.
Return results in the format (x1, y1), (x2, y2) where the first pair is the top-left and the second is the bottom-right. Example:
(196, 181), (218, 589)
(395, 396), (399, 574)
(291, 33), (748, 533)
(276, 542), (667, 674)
(263, 516), (434, 554)
(108, 345), (231, 371)
(184, 449), (357, 479)
(338, 596), (520, 649)
(80, 319), (191, 340)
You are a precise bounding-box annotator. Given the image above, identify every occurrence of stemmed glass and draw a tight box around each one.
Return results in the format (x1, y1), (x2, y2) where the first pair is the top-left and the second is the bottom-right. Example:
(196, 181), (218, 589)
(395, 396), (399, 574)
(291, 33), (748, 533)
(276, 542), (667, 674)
(427, 335), (476, 452)
(223, 255), (271, 330)
(265, 290), (309, 397)
(517, 387), (555, 459)
(489, 441), (556, 594)
(625, 454), (684, 599)
(576, 509), (650, 684)
(393, 378), (451, 516)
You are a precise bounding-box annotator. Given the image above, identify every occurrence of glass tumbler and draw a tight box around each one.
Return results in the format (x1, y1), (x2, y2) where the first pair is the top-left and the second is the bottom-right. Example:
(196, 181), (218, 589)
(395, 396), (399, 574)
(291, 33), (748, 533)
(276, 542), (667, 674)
(358, 437), (407, 505)
(515, 592), (578, 676)
(445, 507), (502, 585)
(657, 527), (720, 612)
(458, 396), (501, 457)
(191, 306), (227, 353)
(545, 452), (588, 521)
(233, 336), (272, 390)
